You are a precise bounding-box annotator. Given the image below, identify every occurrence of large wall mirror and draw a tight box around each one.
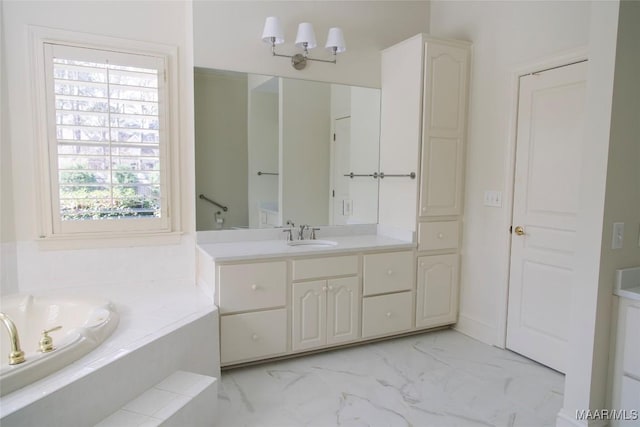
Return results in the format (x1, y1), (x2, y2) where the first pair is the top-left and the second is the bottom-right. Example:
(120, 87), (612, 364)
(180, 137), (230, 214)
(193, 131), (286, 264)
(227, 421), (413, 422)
(195, 68), (381, 230)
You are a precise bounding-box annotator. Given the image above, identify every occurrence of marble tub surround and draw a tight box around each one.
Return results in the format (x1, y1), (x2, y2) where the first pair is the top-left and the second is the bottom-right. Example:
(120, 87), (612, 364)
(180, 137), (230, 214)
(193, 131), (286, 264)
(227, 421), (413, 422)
(0, 281), (218, 421)
(218, 329), (564, 427)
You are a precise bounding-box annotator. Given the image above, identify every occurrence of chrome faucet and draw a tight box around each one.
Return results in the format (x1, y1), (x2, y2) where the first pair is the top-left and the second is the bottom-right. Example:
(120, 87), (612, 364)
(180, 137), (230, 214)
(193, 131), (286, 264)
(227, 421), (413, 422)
(0, 312), (25, 365)
(298, 224), (309, 240)
(310, 227), (320, 240)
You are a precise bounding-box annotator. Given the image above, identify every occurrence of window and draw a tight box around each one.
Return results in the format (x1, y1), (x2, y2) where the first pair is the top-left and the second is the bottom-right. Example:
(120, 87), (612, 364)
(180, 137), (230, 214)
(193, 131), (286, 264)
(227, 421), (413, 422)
(32, 30), (180, 240)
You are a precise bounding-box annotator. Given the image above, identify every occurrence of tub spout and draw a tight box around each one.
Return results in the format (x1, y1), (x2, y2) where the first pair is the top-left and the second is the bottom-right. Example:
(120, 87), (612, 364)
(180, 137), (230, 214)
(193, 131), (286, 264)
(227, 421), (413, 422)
(0, 312), (25, 365)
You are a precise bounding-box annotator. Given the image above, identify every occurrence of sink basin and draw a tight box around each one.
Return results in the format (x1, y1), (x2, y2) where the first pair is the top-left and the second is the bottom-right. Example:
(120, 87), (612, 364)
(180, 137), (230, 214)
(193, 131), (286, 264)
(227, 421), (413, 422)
(287, 240), (338, 248)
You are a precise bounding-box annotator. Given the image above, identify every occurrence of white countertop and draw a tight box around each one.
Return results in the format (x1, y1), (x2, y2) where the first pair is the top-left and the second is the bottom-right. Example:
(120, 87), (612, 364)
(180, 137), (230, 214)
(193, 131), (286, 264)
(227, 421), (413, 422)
(615, 285), (640, 301)
(197, 234), (416, 262)
(614, 266), (640, 301)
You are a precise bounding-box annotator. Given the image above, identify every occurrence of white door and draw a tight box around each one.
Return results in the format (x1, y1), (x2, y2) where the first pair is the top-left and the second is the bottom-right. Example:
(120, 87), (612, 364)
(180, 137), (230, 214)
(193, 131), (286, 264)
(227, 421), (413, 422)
(292, 281), (326, 351)
(331, 117), (351, 225)
(506, 61), (587, 373)
(326, 277), (360, 345)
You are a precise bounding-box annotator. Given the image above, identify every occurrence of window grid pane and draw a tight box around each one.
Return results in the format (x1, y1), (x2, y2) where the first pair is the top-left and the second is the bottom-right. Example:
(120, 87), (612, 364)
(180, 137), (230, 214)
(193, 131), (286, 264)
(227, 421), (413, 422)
(53, 57), (161, 221)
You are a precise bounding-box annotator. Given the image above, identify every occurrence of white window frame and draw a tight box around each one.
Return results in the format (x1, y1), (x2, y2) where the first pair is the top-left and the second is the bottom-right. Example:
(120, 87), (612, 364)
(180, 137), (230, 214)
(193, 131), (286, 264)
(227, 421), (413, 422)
(30, 27), (181, 246)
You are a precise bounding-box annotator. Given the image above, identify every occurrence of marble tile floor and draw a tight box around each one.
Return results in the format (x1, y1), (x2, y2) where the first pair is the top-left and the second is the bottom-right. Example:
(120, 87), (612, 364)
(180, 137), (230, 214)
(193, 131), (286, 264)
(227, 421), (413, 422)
(217, 329), (564, 427)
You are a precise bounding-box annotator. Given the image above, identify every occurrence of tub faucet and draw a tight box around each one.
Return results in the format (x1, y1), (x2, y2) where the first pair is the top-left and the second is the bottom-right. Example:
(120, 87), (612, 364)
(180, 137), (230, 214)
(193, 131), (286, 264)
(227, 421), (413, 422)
(0, 312), (25, 365)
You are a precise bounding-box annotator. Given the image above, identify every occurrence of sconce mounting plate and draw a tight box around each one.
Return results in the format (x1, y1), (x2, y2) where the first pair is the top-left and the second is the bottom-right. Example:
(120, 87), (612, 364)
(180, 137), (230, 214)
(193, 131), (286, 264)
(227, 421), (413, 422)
(291, 53), (307, 70)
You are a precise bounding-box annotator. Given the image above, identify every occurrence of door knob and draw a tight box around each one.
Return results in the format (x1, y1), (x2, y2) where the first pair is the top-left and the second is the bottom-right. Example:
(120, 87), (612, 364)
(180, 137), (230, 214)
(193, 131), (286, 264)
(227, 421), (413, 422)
(514, 226), (525, 236)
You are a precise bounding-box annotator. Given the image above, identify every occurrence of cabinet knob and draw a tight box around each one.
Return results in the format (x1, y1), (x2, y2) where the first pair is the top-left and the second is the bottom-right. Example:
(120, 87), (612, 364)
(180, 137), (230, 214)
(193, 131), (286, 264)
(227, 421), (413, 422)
(386, 312), (392, 318)
(387, 269), (394, 276)
(251, 284), (258, 291)
(322, 286), (328, 292)
(251, 334), (259, 341)
(420, 262), (425, 267)
(328, 285), (334, 291)
(422, 207), (427, 212)
(437, 232), (444, 239)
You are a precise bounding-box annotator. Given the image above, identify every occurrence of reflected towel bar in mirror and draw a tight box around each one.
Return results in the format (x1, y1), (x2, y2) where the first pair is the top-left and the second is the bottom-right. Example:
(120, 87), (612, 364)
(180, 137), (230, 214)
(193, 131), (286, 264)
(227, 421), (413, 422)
(379, 172), (416, 179)
(343, 172), (416, 179)
(344, 172), (378, 179)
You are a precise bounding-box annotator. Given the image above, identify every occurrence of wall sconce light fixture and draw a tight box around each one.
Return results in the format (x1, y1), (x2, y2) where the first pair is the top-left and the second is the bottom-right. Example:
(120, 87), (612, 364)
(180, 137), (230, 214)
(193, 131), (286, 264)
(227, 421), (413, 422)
(261, 17), (346, 70)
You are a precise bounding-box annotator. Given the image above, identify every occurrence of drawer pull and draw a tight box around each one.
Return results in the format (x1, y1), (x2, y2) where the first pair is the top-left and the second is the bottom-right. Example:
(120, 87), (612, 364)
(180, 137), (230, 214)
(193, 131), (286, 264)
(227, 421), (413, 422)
(387, 269), (394, 276)
(251, 284), (258, 291)
(251, 333), (259, 341)
(437, 232), (444, 239)
(386, 312), (392, 318)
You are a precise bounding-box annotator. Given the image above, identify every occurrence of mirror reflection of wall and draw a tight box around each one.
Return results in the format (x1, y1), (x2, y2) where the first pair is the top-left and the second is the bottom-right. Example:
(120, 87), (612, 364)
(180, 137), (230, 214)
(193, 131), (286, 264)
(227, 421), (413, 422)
(195, 68), (380, 231)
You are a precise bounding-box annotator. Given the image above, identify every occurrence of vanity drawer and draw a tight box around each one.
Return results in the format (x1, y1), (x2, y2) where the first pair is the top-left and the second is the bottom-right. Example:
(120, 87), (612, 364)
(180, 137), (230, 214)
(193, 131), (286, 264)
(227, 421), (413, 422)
(292, 255), (358, 281)
(418, 221), (459, 252)
(220, 308), (287, 365)
(362, 291), (412, 338)
(218, 261), (286, 314)
(363, 251), (413, 296)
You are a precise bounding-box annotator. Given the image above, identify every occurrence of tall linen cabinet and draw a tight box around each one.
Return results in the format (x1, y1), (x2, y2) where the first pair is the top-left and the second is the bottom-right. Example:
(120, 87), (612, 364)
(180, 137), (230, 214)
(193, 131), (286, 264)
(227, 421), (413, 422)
(378, 34), (470, 329)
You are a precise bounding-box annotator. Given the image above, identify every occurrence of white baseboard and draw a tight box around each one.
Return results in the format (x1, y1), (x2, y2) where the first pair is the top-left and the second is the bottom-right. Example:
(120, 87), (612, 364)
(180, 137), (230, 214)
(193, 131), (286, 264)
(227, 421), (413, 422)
(454, 313), (501, 347)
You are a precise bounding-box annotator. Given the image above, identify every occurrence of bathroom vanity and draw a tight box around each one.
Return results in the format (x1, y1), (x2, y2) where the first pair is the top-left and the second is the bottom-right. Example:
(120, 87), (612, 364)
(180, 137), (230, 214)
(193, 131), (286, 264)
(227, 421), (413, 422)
(611, 267), (640, 425)
(197, 230), (460, 367)
(195, 33), (471, 368)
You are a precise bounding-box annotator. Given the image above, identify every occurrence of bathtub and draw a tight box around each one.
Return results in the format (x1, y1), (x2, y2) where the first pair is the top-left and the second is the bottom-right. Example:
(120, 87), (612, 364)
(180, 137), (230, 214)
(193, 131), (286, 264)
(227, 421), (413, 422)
(0, 294), (119, 396)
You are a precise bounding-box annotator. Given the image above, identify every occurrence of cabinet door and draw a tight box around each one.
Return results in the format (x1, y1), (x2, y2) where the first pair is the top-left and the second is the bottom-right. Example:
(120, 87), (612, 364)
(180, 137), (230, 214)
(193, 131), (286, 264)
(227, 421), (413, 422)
(419, 41), (469, 217)
(327, 277), (360, 345)
(623, 305), (640, 378)
(416, 254), (459, 328)
(292, 281), (327, 351)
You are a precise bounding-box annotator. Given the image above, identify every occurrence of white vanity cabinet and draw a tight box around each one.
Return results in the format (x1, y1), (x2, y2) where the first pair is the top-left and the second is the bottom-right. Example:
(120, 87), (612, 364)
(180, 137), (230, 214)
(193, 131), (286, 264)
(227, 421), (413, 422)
(362, 251), (414, 338)
(291, 256), (360, 351)
(378, 33), (470, 232)
(217, 261), (288, 365)
(611, 298), (640, 426)
(379, 34), (469, 331)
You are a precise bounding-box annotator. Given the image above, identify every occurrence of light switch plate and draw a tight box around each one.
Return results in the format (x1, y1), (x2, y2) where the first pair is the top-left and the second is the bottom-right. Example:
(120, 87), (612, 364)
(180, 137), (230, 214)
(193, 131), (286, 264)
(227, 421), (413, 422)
(342, 199), (353, 216)
(483, 190), (503, 207)
(612, 222), (624, 250)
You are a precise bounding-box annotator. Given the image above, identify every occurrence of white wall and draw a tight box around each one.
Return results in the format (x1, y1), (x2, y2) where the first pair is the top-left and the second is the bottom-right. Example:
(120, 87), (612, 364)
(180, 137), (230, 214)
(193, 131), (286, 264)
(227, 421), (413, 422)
(431, 0), (639, 422)
(3, 1), (196, 291)
(429, 0), (592, 346)
(195, 70), (249, 230)
(561, 0), (639, 422)
(0, 0), (18, 295)
(193, 0), (430, 88)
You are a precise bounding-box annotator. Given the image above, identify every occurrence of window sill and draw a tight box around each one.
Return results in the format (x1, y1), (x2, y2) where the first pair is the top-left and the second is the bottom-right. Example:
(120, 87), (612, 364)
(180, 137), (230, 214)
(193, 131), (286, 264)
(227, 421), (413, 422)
(37, 231), (183, 251)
